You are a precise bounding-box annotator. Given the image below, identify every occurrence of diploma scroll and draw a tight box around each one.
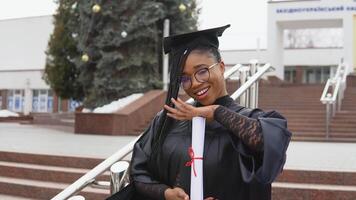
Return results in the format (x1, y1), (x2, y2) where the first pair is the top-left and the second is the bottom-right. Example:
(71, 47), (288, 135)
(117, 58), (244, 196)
(190, 117), (206, 200)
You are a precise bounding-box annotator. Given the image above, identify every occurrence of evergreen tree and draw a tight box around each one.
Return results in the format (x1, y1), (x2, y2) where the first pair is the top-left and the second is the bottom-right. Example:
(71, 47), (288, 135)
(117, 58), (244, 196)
(77, 0), (199, 108)
(44, 0), (84, 101)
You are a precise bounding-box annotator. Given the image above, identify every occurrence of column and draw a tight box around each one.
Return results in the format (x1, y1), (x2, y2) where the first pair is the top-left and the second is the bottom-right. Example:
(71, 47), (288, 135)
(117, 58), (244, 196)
(353, 15), (356, 72)
(267, 21), (284, 80)
(23, 79), (32, 115)
(343, 16), (355, 73)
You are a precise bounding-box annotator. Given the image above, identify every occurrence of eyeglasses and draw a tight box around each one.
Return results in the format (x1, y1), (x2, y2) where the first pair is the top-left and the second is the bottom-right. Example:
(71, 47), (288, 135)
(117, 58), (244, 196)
(180, 62), (219, 90)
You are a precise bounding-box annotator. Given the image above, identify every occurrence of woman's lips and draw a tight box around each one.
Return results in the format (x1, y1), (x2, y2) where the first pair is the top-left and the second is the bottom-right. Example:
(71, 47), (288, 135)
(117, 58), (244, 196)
(195, 87), (210, 100)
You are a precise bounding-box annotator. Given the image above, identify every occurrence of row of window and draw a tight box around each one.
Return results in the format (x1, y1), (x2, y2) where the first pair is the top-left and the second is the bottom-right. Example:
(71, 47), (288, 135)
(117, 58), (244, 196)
(1, 90), (80, 113)
(284, 66), (334, 84)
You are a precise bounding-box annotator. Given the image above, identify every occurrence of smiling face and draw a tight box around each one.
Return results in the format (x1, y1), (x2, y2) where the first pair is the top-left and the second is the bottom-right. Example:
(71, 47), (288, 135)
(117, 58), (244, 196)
(182, 49), (228, 105)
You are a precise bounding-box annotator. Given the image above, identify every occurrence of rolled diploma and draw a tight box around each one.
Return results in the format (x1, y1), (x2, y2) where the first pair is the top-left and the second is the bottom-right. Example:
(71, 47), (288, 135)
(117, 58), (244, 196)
(190, 116), (206, 200)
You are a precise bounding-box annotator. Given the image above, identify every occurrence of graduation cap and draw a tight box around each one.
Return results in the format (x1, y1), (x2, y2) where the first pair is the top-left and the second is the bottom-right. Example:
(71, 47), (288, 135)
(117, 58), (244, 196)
(163, 24), (230, 54)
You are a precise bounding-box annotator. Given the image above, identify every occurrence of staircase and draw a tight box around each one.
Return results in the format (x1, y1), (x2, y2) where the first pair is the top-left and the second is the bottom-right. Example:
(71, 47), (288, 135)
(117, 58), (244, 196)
(273, 169), (356, 200)
(330, 86), (356, 138)
(0, 151), (110, 200)
(31, 113), (75, 127)
(258, 83), (356, 141)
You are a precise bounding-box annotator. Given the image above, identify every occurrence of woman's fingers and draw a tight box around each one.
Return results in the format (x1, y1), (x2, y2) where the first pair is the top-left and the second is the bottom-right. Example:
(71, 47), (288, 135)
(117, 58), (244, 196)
(204, 197), (216, 200)
(171, 98), (185, 111)
(177, 189), (189, 200)
(164, 98), (199, 121)
(164, 104), (178, 114)
(167, 113), (186, 120)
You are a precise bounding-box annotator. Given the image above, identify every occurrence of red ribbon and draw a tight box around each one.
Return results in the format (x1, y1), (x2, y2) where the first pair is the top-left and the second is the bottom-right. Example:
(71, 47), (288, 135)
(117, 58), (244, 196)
(185, 146), (203, 177)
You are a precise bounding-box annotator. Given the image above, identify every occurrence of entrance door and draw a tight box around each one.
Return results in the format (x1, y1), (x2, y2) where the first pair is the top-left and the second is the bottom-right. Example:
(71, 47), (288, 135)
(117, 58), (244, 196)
(38, 90), (48, 112)
(13, 90), (23, 112)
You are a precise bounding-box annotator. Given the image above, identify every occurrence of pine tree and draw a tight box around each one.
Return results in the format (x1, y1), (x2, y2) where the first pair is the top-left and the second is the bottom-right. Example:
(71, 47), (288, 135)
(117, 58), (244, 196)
(77, 0), (199, 108)
(44, 0), (84, 101)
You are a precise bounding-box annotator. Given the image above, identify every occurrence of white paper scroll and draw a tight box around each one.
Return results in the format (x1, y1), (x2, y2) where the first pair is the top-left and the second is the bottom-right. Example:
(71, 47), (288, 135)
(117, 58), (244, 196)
(190, 117), (206, 200)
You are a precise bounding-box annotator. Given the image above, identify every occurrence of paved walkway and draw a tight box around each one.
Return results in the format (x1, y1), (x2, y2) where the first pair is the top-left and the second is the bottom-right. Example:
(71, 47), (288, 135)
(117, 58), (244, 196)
(0, 123), (136, 159)
(1, 122), (356, 172)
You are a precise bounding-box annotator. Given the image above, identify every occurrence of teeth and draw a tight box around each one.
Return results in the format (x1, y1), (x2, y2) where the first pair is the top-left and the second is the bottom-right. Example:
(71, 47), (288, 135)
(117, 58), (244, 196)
(197, 88), (209, 96)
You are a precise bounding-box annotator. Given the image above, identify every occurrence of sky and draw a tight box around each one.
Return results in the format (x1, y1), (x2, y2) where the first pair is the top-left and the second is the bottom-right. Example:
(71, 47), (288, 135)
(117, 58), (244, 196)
(0, 0), (268, 50)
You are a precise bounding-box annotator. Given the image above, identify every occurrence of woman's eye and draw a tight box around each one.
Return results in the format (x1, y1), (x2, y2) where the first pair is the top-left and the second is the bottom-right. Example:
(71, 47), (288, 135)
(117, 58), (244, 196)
(181, 76), (190, 82)
(197, 69), (208, 75)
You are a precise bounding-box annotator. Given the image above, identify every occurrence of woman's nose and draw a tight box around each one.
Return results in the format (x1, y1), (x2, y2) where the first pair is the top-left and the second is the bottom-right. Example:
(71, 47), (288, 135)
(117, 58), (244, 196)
(190, 76), (202, 89)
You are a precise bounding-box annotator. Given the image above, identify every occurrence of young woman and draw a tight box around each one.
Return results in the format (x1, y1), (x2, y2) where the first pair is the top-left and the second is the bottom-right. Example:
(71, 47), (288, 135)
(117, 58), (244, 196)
(129, 25), (291, 200)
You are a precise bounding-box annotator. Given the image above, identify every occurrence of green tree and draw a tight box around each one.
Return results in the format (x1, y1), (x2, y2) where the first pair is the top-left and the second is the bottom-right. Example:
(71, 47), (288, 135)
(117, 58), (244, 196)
(77, 0), (199, 108)
(44, 0), (84, 101)
(45, 0), (198, 108)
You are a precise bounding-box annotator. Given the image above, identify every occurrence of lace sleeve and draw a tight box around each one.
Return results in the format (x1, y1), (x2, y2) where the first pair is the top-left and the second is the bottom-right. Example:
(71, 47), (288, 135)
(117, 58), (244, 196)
(213, 106), (264, 152)
(135, 181), (170, 200)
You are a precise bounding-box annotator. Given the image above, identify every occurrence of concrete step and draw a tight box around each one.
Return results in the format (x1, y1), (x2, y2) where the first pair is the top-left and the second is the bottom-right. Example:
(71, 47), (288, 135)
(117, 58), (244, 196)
(0, 151), (103, 169)
(0, 161), (109, 183)
(277, 169), (356, 185)
(0, 176), (109, 200)
(292, 136), (356, 142)
(272, 182), (356, 200)
(0, 194), (36, 200)
(31, 113), (75, 127)
(292, 132), (356, 138)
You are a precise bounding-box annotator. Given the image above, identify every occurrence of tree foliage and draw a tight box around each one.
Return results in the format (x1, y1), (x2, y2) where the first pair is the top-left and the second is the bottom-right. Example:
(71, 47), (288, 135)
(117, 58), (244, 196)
(44, 0), (84, 100)
(45, 0), (199, 108)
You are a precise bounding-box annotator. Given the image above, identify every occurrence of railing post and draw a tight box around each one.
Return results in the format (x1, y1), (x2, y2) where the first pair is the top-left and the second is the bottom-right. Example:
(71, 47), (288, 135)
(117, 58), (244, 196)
(110, 161), (130, 194)
(162, 19), (170, 91)
(249, 60), (258, 108)
(239, 67), (249, 107)
(325, 93), (332, 139)
(68, 196), (85, 200)
(326, 102), (330, 139)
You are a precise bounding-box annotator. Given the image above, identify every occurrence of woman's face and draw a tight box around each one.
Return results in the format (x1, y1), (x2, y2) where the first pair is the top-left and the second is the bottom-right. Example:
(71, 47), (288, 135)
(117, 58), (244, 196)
(182, 50), (227, 105)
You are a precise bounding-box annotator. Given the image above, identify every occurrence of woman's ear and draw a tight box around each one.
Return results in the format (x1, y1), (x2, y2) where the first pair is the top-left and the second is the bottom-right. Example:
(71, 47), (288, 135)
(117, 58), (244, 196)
(219, 61), (225, 75)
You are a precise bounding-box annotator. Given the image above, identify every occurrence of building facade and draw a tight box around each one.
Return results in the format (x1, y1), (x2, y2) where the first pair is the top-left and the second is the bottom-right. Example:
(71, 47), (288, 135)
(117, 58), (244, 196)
(0, 0), (355, 114)
(222, 0), (356, 82)
(0, 16), (73, 115)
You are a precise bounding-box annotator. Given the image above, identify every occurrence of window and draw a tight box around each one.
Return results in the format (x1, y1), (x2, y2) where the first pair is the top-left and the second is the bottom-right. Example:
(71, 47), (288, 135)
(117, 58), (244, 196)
(284, 67), (296, 83)
(284, 28), (342, 49)
(7, 90), (24, 112)
(32, 89), (53, 113)
(302, 66), (331, 84)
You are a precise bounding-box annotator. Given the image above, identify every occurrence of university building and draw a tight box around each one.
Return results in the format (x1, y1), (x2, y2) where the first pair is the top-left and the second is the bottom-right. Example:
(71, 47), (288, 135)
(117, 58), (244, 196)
(0, 0), (355, 114)
(0, 16), (76, 115)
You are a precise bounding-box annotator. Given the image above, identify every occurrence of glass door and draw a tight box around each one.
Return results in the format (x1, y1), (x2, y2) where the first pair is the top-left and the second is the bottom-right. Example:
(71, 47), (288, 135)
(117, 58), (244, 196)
(38, 90), (48, 112)
(13, 90), (23, 112)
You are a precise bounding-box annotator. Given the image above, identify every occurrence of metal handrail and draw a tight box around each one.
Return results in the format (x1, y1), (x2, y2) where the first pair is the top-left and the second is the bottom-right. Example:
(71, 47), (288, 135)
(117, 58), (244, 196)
(231, 63), (273, 102)
(52, 61), (272, 200)
(51, 138), (140, 200)
(320, 62), (349, 138)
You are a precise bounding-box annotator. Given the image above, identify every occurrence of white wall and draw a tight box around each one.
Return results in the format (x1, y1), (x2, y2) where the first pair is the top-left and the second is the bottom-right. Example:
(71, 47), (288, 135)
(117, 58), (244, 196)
(221, 49), (268, 65)
(284, 48), (343, 66)
(0, 15), (53, 71)
(0, 70), (49, 89)
(221, 48), (342, 67)
(267, 0), (356, 79)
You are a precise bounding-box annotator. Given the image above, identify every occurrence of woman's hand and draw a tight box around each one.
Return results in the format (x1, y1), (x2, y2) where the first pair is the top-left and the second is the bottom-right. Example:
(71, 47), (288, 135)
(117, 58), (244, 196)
(164, 98), (219, 122)
(164, 187), (189, 200)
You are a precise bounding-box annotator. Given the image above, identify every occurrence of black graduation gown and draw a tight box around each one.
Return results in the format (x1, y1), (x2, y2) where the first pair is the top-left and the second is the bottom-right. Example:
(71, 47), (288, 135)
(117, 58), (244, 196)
(130, 96), (292, 200)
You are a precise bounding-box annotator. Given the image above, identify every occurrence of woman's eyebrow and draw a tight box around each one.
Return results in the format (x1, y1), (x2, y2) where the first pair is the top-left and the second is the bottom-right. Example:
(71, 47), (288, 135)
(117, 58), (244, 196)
(193, 64), (208, 69)
(182, 64), (208, 75)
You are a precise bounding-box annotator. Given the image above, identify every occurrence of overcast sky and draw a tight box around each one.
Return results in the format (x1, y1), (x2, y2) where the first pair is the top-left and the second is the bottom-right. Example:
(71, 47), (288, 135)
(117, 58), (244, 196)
(0, 0), (268, 50)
